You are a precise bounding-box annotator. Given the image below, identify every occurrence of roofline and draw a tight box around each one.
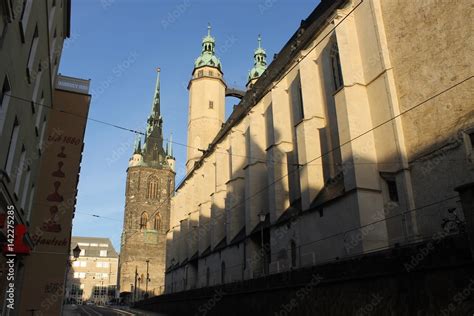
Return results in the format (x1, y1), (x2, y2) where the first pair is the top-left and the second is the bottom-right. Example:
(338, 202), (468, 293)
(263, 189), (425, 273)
(177, 0), (348, 191)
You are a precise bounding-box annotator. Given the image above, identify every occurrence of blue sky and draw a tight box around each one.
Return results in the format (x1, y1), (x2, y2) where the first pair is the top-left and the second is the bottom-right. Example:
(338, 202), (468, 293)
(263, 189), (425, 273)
(61, 0), (319, 251)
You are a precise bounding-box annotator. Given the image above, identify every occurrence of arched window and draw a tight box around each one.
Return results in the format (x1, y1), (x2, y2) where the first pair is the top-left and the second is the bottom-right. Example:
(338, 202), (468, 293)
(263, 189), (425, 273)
(147, 175), (159, 199)
(154, 213), (161, 231)
(140, 212), (148, 229)
(330, 42), (344, 91)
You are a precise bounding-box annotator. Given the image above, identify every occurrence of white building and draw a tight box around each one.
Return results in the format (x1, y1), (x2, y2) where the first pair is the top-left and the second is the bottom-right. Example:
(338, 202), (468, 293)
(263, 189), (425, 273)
(165, 0), (473, 293)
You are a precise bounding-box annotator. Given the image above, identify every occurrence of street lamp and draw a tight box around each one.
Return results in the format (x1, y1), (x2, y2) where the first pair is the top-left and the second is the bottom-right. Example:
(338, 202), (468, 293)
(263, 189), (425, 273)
(257, 212), (266, 276)
(64, 245), (81, 306)
(145, 260), (150, 298)
(72, 245), (81, 260)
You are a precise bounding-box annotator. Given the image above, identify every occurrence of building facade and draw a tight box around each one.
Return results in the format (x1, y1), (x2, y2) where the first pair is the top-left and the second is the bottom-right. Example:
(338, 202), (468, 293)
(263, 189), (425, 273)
(165, 0), (473, 293)
(18, 74), (91, 315)
(0, 0), (72, 314)
(118, 69), (175, 299)
(65, 237), (119, 305)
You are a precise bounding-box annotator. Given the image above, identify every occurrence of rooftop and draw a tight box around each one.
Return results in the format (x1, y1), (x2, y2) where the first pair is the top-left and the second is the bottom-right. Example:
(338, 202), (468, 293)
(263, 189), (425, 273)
(70, 236), (119, 258)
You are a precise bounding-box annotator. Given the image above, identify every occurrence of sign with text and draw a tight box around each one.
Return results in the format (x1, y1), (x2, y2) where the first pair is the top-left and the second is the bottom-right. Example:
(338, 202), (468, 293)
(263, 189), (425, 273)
(18, 81), (91, 316)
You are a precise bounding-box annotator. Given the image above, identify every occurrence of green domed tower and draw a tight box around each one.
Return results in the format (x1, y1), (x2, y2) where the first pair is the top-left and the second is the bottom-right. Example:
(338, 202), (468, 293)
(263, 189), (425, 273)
(247, 35), (267, 89)
(186, 24), (227, 171)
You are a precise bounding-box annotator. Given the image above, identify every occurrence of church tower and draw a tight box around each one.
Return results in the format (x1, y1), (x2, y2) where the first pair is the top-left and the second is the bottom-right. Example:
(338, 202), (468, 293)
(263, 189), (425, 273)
(247, 34), (267, 89)
(186, 25), (226, 171)
(119, 68), (175, 299)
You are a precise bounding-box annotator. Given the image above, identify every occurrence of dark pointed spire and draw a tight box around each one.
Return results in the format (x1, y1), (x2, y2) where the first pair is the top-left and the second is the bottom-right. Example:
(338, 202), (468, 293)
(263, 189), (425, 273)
(143, 67), (166, 164)
(150, 67), (160, 118)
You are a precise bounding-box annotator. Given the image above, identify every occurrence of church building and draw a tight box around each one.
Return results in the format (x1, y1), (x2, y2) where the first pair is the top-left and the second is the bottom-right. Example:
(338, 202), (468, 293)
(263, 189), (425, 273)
(164, 0), (472, 294)
(118, 69), (175, 299)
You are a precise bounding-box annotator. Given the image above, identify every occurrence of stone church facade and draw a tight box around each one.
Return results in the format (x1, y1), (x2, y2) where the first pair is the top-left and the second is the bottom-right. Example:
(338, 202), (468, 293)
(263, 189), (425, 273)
(118, 69), (175, 298)
(165, 0), (472, 294)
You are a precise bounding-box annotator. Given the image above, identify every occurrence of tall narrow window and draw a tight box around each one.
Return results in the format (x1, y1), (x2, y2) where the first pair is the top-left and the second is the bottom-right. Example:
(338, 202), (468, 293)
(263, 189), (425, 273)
(386, 179), (399, 202)
(293, 73), (305, 121)
(154, 213), (161, 231)
(38, 114), (47, 150)
(14, 146), (26, 195)
(140, 212), (148, 229)
(0, 76), (11, 134)
(206, 267), (210, 287)
(147, 176), (159, 199)
(330, 42), (343, 91)
(20, 168), (30, 210)
(26, 25), (39, 83)
(27, 184), (35, 219)
(5, 118), (20, 176)
(19, 0), (33, 41)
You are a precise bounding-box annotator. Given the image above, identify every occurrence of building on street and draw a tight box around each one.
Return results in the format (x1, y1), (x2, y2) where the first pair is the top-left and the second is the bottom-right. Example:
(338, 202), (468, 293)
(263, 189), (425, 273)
(164, 0), (473, 293)
(65, 236), (119, 305)
(118, 68), (176, 301)
(0, 1), (75, 315)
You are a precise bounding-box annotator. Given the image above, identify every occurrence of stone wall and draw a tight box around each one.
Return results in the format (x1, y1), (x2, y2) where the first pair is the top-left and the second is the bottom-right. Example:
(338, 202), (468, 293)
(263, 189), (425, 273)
(137, 235), (474, 316)
(119, 166), (174, 296)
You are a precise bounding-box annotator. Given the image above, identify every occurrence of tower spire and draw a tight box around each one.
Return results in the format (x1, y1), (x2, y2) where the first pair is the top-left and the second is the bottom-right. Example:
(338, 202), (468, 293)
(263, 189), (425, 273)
(247, 34), (267, 86)
(150, 67), (161, 118)
(142, 68), (165, 164)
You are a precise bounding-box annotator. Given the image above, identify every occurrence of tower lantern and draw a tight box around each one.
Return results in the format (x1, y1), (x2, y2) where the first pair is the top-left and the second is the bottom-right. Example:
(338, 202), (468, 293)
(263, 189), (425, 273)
(247, 34), (267, 89)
